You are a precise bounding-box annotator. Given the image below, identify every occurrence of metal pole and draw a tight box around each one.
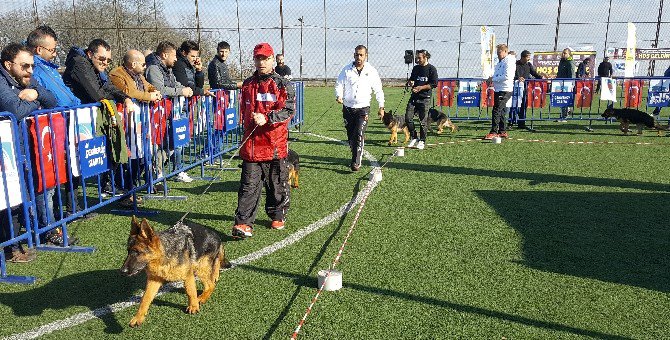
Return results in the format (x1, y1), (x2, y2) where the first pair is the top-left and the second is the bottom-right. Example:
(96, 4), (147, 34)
(195, 0), (201, 46)
(236, 0), (243, 80)
(649, 0), (664, 75)
(413, 0), (418, 59)
(32, 0), (39, 25)
(604, 0), (613, 56)
(323, 0), (327, 85)
(553, 0), (563, 51)
(506, 0), (513, 46)
(366, 0), (369, 50)
(456, 0), (464, 78)
(280, 0), (285, 55)
(299, 17), (304, 80)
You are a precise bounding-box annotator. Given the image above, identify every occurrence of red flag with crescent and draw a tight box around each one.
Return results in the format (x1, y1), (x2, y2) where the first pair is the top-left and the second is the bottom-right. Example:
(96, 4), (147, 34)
(624, 79), (642, 108)
(436, 80), (456, 107)
(26, 113), (68, 193)
(575, 80), (594, 108)
(481, 81), (495, 107)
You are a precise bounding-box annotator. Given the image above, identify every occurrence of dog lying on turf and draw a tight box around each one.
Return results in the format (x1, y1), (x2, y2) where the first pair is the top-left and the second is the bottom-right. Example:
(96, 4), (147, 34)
(120, 216), (230, 327)
(381, 110), (410, 145)
(287, 149), (300, 188)
(427, 107), (458, 134)
(601, 106), (667, 136)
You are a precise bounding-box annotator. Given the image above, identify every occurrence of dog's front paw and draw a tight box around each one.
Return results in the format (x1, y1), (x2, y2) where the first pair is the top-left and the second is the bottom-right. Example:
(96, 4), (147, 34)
(129, 315), (145, 328)
(186, 303), (200, 314)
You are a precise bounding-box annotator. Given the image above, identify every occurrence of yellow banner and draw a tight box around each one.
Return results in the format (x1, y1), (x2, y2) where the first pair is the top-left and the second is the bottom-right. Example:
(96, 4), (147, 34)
(625, 22), (636, 78)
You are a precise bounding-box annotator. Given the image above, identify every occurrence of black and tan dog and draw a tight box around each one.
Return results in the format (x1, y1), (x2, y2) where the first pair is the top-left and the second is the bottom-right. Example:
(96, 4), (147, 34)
(427, 107), (458, 134)
(120, 216), (230, 327)
(601, 106), (667, 136)
(287, 149), (300, 188)
(381, 110), (410, 145)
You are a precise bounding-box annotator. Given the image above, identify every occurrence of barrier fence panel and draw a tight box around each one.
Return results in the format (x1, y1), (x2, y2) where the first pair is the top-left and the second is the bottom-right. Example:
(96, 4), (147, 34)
(0, 113), (36, 284)
(290, 81), (305, 130)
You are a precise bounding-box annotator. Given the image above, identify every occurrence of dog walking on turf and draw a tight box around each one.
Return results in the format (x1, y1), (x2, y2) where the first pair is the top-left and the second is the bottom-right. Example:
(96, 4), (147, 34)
(287, 149), (300, 189)
(120, 216), (230, 327)
(381, 109), (411, 145)
(601, 106), (667, 136)
(427, 107), (458, 134)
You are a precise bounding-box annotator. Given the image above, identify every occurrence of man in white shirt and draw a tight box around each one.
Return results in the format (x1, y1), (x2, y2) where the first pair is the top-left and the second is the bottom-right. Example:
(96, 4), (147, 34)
(484, 43), (516, 140)
(335, 45), (384, 171)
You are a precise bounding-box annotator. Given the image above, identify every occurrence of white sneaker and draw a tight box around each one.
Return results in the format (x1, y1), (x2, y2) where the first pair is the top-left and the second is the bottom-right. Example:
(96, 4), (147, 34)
(408, 139), (418, 148)
(416, 141), (425, 150)
(176, 172), (193, 183)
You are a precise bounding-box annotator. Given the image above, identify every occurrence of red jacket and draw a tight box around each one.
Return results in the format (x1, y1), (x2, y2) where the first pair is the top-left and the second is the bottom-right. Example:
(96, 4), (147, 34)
(239, 72), (295, 162)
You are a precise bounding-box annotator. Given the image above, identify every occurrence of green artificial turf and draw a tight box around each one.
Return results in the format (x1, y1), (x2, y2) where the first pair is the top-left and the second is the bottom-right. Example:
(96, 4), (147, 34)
(0, 86), (669, 339)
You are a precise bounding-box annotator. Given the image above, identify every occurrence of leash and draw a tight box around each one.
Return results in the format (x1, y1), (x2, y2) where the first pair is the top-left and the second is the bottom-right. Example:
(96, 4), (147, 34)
(294, 101), (338, 134)
(391, 88), (409, 114)
(177, 124), (258, 224)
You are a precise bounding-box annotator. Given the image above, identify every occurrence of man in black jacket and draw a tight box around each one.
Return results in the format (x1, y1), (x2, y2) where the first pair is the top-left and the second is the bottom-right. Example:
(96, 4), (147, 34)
(207, 41), (241, 91)
(595, 57), (613, 93)
(173, 40), (210, 96)
(405, 49), (438, 150)
(514, 50), (544, 129)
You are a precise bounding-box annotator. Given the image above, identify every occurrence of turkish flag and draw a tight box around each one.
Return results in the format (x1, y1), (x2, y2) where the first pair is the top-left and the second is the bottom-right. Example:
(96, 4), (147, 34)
(214, 90), (230, 131)
(575, 80), (594, 108)
(436, 80), (456, 107)
(150, 98), (171, 145)
(624, 79), (642, 108)
(481, 81), (495, 107)
(26, 113), (68, 193)
(525, 80), (548, 108)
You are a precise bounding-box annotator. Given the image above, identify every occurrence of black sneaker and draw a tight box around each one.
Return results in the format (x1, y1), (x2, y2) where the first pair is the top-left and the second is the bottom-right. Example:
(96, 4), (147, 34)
(42, 228), (79, 247)
(102, 184), (127, 197)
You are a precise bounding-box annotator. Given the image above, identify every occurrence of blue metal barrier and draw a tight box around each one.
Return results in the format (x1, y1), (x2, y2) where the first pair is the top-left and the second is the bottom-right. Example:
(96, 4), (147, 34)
(0, 113), (37, 284)
(290, 81), (305, 130)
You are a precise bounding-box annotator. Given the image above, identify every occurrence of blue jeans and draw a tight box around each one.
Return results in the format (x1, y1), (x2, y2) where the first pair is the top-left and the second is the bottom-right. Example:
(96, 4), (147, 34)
(35, 188), (55, 229)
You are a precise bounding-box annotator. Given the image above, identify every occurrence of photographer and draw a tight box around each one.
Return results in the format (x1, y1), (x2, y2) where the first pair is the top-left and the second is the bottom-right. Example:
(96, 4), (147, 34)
(405, 49), (438, 150)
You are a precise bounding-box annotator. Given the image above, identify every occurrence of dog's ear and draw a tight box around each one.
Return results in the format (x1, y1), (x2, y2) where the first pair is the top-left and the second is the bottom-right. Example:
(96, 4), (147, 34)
(131, 215), (141, 236)
(138, 218), (155, 240)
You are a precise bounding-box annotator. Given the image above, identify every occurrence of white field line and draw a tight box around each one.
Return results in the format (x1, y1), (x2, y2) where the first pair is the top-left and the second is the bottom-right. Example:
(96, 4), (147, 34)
(4, 132), (380, 340)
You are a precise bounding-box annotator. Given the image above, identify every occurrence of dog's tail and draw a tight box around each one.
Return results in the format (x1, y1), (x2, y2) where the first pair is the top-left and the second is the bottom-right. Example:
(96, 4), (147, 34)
(219, 244), (232, 269)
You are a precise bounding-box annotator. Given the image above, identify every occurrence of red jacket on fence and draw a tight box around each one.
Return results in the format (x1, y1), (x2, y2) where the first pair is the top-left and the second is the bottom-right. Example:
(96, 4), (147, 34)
(239, 72), (295, 162)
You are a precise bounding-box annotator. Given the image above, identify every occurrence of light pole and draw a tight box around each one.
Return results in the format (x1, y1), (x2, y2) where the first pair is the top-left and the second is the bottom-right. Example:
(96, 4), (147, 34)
(299, 16), (304, 80)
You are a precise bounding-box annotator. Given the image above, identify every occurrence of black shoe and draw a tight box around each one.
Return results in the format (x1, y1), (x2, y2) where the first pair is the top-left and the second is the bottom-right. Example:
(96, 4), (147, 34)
(350, 163), (360, 172)
(42, 228), (79, 247)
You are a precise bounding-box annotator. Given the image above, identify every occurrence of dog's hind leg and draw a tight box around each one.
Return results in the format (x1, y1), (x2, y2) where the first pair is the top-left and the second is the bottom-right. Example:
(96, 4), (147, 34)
(184, 273), (201, 314)
(294, 171), (300, 188)
(130, 279), (163, 327)
(637, 123), (644, 135)
(402, 127), (410, 144)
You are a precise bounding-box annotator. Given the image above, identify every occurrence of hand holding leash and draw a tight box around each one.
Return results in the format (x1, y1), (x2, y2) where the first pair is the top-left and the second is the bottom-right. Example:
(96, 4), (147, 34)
(252, 112), (267, 126)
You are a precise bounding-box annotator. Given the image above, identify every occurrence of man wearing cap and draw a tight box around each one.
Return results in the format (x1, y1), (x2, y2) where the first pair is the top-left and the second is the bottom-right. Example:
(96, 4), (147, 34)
(334, 45), (384, 170)
(231, 43), (295, 238)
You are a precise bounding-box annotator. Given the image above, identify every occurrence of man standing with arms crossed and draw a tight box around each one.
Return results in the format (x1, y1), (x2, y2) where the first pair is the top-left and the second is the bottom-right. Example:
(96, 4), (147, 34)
(335, 45), (384, 171)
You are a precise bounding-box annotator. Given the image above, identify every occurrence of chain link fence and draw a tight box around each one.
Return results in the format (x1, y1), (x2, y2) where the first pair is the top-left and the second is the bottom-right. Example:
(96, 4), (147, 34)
(1, 0), (669, 82)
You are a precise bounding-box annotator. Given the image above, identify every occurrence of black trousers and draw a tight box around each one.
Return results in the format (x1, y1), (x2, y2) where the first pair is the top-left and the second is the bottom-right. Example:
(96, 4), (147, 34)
(405, 97), (430, 141)
(342, 106), (369, 167)
(235, 158), (290, 226)
(491, 91), (512, 133)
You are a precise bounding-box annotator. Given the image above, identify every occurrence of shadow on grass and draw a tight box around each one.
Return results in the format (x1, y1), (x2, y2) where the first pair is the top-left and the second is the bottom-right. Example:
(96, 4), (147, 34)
(240, 265), (632, 340)
(0, 269), (144, 334)
(476, 190), (670, 293)
(260, 177), (367, 340)
(302, 155), (670, 192)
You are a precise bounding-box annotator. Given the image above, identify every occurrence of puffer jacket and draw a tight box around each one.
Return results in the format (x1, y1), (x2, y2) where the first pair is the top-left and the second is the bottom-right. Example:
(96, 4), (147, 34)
(145, 52), (184, 97)
(239, 72), (295, 162)
(557, 57), (576, 79)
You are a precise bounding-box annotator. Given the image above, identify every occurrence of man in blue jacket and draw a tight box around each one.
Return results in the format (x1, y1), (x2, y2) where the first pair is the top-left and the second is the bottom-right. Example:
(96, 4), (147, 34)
(0, 42), (57, 262)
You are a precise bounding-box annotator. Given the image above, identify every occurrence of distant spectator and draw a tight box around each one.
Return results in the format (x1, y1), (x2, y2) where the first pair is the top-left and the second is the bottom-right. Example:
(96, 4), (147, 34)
(207, 41), (241, 90)
(0, 42), (58, 262)
(514, 50), (544, 129)
(274, 53), (292, 79)
(651, 64), (670, 118)
(556, 48), (576, 122)
(173, 40), (209, 96)
(595, 56), (613, 93)
(577, 57), (591, 78)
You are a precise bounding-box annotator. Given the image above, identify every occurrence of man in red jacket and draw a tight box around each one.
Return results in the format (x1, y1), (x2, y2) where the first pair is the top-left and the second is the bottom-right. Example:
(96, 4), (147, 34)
(232, 43), (295, 238)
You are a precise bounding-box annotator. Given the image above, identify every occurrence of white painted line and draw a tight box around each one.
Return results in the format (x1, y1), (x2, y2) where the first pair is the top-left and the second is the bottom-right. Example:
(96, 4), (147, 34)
(4, 132), (381, 340)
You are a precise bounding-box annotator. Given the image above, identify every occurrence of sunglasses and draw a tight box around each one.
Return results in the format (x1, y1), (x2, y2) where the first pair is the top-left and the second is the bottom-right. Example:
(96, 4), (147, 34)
(354, 53), (366, 56)
(10, 61), (34, 71)
(38, 45), (56, 54)
(95, 55), (112, 64)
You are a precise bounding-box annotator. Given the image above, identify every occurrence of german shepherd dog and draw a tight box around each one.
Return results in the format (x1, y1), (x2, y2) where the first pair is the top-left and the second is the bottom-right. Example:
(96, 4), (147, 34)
(601, 107), (667, 136)
(381, 110), (410, 145)
(427, 108), (458, 134)
(287, 149), (300, 188)
(120, 216), (230, 327)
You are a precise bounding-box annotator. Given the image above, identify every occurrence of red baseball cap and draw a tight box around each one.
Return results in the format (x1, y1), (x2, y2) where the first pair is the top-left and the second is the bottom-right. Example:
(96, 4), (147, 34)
(253, 43), (274, 58)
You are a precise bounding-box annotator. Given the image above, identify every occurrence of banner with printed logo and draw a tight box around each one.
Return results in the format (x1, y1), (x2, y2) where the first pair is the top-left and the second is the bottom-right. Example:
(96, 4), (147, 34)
(624, 79), (642, 108)
(575, 80), (594, 108)
(648, 79), (670, 107)
(480, 26), (495, 78)
(507, 81), (525, 108)
(214, 90), (230, 130)
(68, 106), (99, 177)
(456, 80), (480, 107)
(0, 120), (23, 210)
(78, 135), (108, 178)
(625, 22), (636, 78)
(480, 81), (495, 108)
(600, 77), (617, 102)
(125, 103), (144, 159)
(437, 80), (456, 107)
(27, 113), (68, 193)
(525, 80), (548, 108)
(550, 80), (575, 107)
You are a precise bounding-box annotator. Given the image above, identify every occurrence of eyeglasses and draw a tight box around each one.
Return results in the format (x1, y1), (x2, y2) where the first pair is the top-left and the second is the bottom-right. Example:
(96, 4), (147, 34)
(9, 61), (34, 71)
(354, 53), (366, 56)
(38, 45), (56, 54)
(95, 55), (112, 64)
